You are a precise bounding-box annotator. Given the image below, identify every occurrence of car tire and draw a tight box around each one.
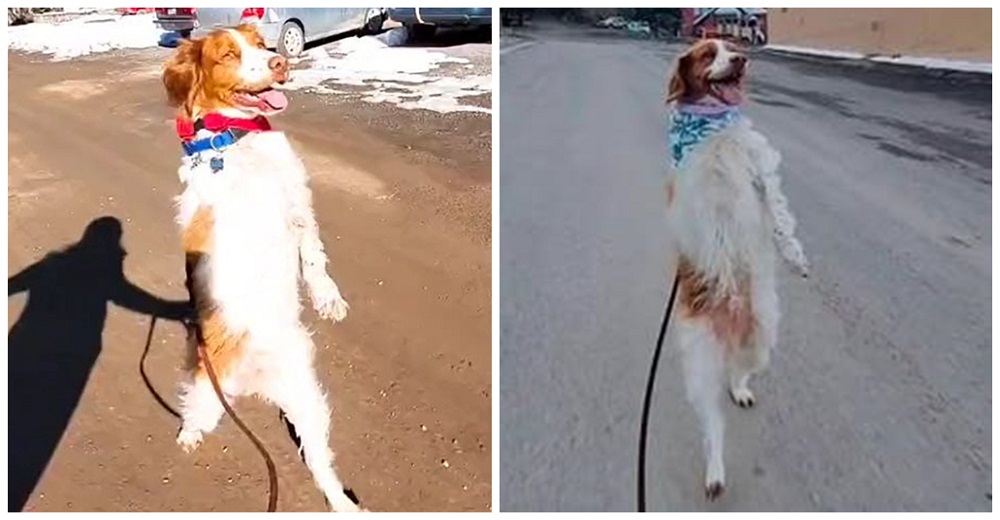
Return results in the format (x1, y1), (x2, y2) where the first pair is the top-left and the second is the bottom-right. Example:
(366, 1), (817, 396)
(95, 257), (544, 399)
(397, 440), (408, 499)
(277, 21), (305, 58)
(178, 29), (192, 39)
(363, 12), (384, 35)
(406, 22), (435, 42)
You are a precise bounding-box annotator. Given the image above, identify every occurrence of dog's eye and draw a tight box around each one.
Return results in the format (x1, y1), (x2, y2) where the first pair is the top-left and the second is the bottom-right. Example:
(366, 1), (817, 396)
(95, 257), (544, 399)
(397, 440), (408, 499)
(256, 42), (266, 49)
(224, 50), (237, 60)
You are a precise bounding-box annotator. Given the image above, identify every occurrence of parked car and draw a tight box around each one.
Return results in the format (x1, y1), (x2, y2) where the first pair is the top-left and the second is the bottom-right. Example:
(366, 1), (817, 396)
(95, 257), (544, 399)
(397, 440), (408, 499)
(7, 7), (57, 26)
(155, 8), (387, 57)
(154, 7), (197, 37)
(595, 16), (627, 29)
(626, 20), (651, 38)
(388, 8), (490, 40)
(118, 7), (154, 15)
(501, 8), (528, 27)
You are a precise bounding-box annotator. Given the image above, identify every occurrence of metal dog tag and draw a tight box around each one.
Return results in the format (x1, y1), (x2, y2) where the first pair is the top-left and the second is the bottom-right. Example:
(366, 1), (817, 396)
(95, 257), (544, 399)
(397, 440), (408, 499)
(209, 156), (224, 173)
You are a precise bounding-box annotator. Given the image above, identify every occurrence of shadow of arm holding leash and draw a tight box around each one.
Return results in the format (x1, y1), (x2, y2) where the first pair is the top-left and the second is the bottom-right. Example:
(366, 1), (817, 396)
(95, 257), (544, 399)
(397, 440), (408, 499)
(6, 216), (190, 512)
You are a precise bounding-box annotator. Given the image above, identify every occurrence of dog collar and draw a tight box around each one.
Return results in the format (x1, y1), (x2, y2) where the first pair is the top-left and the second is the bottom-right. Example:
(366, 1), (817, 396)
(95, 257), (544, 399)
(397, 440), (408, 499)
(176, 113), (272, 157)
(669, 103), (741, 168)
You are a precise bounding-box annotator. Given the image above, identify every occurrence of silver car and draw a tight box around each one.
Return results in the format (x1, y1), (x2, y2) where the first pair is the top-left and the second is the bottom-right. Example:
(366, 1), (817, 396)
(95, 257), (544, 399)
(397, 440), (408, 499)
(179, 8), (386, 57)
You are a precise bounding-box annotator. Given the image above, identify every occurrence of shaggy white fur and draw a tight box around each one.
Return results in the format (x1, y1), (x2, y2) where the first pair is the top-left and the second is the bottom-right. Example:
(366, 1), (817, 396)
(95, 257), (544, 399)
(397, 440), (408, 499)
(665, 40), (808, 500)
(169, 27), (358, 513)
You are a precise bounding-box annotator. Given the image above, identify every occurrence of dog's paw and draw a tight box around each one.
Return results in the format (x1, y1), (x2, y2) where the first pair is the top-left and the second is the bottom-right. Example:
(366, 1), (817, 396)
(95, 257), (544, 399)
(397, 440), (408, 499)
(311, 278), (349, 322)
(704, 457), (726, 501)
(328, 493), (362, 512)
(317, 295), (350, 323)
(795, 259), (811, 278)
(705, 480), (725, 501)
(729, 386), (756, 408)
(176, 429), (203, 453)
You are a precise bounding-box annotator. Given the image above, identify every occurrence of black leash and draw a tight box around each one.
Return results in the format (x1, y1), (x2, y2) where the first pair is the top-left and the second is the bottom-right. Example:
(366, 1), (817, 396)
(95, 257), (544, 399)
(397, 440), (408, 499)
(637, 271), (680, 512)
(184, 255), (278, 511)
(139, 257), (280, 512)
(195, 331), (280, 512)
(140, 316), (180, 418)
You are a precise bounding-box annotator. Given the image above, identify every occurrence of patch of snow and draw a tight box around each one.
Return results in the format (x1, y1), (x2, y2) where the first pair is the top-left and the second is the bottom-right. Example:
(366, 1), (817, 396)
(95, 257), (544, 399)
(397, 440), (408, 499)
(283, 35), (491, 114)
(8, 13), (163, 61)
(376, 26), (409, 48)
(766, 44), (991, 74)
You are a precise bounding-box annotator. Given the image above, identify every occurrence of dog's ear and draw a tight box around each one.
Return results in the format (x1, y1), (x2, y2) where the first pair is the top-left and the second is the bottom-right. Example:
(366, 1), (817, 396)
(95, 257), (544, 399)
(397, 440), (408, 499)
(163, 38), (205, 116)
(665, 53), (691, 104)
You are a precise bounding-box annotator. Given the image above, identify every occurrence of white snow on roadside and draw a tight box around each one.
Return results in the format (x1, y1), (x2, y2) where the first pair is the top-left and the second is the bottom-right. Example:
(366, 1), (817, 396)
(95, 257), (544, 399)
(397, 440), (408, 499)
(284, 30), (491, 114)
(8, 13), (162, 61)
(766, 44), (991, 74)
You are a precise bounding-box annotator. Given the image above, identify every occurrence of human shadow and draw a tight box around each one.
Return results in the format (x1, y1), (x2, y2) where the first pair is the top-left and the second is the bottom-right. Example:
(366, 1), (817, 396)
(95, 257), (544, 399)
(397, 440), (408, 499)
(8, 216), (190, 511)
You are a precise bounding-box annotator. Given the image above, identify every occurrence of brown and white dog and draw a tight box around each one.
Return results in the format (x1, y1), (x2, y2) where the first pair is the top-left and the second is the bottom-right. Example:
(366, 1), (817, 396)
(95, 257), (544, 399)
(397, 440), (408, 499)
(663, 39), (809, 500)
(163, 25), (359, 512)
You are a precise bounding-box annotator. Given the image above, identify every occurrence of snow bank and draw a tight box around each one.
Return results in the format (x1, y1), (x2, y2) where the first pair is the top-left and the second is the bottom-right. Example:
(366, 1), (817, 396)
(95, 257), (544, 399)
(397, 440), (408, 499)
(285, 33), (491, 114)
(8, 13), (162, 61)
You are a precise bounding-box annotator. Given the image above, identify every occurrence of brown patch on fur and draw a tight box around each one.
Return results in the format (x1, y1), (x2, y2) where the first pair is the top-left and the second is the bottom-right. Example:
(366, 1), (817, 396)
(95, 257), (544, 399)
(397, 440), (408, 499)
(665, 39), (748, 104)
(665, 179), (676, 206)
(162, 24), (269, 117)
(677, 256), (756, 349)
(665, 40), (718, 103)
(181, 207), (245, 379)
(182, 206), (214, 254)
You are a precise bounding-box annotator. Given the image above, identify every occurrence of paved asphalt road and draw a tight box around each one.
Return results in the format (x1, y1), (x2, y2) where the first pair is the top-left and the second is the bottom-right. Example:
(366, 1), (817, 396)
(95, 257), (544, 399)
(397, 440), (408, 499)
(499, 25), (990, 512)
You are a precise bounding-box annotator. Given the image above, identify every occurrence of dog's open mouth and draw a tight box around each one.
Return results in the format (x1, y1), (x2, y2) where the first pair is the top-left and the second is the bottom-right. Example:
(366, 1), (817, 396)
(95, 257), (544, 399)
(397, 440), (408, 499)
(233, 87), (288, 114)
(708, 68), (745, 106)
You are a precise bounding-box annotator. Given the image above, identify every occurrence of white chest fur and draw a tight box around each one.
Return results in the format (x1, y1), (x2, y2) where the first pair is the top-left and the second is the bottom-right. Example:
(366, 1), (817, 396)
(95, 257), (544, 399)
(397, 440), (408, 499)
(176, 131), (312, 331)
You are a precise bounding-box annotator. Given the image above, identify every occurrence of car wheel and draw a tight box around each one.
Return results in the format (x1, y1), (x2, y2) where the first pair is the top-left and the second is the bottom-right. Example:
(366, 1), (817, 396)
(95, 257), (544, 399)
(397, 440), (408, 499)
(277, 21), (305, 58)
(364, 12), (384, 35)
(178, 29), (192, 39)
(406, 22), (435, 42)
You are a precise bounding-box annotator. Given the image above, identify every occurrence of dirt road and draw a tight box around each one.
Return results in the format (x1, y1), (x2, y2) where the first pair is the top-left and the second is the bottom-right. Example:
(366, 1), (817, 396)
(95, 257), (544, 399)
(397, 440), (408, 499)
(8, 39), (491, 512)
(499, 21), (990, 512)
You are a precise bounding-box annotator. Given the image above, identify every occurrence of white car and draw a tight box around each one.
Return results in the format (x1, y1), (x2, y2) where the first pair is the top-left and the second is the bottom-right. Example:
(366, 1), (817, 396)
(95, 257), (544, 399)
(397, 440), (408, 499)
(158, 8), (387, 57)
(595, 16), (627, 29)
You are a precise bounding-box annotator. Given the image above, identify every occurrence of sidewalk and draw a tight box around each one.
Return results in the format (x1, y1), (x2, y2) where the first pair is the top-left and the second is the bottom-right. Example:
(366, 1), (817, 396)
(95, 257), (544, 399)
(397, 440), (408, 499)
(766, 44), (991, 75)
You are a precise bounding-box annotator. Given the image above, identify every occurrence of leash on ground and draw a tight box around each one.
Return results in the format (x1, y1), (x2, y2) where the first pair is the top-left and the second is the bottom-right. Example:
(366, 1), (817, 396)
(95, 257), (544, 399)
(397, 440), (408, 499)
(141, 316), (180, 418)
(142, 313), (280, 512)
(637, 271), (680, 512)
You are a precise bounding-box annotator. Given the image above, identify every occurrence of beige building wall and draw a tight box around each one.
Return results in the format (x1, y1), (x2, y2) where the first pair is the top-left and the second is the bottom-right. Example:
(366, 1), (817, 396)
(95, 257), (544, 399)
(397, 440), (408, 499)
(768, 8), (991, 61)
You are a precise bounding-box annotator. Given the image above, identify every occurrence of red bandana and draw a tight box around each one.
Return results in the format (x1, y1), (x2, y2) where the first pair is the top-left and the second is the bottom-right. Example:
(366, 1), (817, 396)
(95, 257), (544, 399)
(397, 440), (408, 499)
(176, 113), (272, 141)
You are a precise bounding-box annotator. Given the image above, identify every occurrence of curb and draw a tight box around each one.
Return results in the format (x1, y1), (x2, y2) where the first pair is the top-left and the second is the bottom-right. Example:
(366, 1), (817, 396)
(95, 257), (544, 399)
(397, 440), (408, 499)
(499, 38), (536, 56)
(763, 46), (991, 79)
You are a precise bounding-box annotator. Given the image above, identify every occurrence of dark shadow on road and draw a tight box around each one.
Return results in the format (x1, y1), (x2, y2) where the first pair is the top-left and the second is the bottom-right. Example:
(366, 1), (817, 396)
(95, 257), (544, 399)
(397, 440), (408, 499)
(8, 216), (190, 511)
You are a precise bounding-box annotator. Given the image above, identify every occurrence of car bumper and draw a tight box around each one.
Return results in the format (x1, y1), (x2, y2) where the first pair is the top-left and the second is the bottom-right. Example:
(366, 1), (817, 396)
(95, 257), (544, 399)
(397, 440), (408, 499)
(388, 8), (491, 27)
(154, 17), (196, 32)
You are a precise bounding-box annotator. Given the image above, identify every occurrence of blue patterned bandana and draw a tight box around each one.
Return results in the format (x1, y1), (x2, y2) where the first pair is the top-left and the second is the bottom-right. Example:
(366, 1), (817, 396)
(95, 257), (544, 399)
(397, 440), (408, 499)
(669, 103), (741, 168)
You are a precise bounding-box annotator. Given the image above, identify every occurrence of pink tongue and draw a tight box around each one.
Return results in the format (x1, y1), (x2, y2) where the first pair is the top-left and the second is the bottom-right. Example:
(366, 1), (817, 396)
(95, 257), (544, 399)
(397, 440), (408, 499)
(258, 89), (288, 110)
(717, 84), (743, 106)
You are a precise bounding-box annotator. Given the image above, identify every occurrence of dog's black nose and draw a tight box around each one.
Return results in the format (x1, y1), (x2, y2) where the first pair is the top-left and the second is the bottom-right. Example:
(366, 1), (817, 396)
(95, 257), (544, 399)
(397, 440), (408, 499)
(731, 54), (747, 65)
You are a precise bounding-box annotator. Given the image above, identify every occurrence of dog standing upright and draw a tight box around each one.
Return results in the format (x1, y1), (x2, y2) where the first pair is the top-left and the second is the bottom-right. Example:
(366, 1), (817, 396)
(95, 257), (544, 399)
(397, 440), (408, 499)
(663, 39), (810, 500)
(162, 25), (359, 511)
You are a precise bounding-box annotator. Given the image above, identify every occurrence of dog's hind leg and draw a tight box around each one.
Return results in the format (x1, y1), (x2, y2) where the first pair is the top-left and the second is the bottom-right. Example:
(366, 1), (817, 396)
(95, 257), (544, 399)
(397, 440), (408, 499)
(728, 282), (778, 408)
(177, 372), (227, 452)
(263, 328), (359, 512)
(676, 318), (727, 500)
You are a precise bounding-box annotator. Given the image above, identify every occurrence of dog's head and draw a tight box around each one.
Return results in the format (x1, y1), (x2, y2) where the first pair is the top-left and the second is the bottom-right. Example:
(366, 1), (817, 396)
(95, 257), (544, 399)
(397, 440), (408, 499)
(665, 39), (748, 106)
(163, 24), (289, 118)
